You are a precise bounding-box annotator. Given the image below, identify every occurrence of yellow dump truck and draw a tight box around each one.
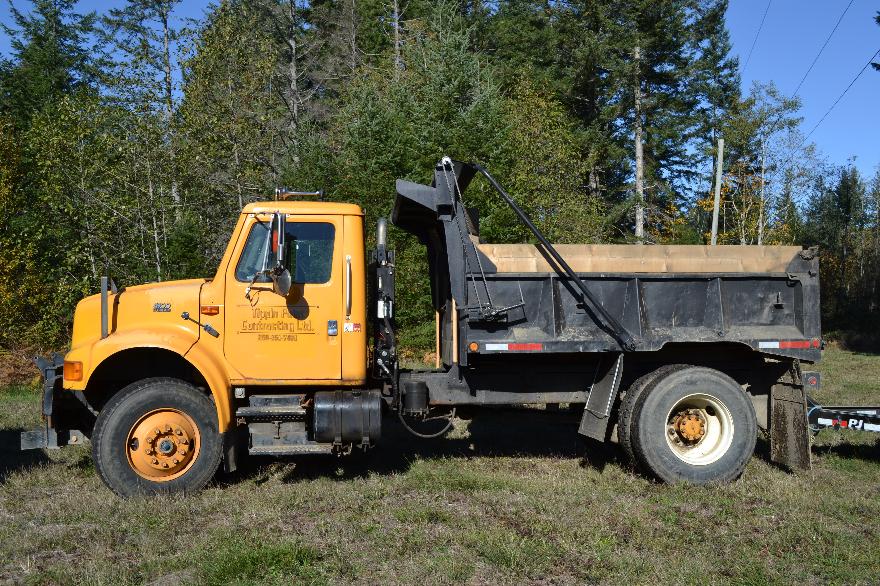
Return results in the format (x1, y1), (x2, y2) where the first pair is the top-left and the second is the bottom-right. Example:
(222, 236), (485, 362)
(24, 159), (827, 495)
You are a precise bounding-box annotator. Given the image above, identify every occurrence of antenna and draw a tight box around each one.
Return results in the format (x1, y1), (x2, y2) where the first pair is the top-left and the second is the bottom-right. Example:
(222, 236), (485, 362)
(274, 188), (325, 201)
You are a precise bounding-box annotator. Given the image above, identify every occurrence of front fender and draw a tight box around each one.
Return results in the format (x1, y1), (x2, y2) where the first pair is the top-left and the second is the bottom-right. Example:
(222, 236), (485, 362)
(65, 327), (233, 432)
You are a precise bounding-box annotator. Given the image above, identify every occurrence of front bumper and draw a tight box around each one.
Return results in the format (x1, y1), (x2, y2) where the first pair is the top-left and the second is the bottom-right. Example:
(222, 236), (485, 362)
(20, 353), (90, 450)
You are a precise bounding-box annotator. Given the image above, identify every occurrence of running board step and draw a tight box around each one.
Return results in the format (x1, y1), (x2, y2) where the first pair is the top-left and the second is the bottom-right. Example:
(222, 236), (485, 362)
(248, 444), (333, 456)
(236, 405), (307, 420)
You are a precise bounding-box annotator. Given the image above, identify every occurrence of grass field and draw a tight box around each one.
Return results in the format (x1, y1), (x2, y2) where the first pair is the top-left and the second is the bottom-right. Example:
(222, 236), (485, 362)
(1, 346), (878, 585)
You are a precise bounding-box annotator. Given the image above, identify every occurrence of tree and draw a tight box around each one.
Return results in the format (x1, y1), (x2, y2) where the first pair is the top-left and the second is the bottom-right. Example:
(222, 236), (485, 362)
(0, 1), (104, 349)
(0, 0), (99, 129)
(478, 1), (741, 242)
(873, 11), (880, 71)
(804, 165), (868, 329)
(498, 78), (607, 245)
(694, 82), (800, 244)
(102, 0), (183, 217)
(176, 0), (289, 268)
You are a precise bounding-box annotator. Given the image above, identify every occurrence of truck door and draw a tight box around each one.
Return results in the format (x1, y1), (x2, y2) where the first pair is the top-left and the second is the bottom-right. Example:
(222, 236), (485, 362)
(224, 214), (343, 380)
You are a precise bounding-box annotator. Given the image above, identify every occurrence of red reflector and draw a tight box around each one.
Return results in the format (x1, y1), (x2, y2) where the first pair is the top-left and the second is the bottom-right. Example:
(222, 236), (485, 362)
(508, 343), (543, 351)
(779, 340), (811, 349)
(811, 338), (821, 348)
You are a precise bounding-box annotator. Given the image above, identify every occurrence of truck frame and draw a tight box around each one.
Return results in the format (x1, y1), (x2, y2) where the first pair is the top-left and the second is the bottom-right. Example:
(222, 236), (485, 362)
(22, 158), (849, 495)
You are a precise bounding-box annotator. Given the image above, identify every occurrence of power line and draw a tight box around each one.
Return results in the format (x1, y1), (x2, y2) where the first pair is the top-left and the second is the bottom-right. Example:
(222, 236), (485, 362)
(792, 0), (855, 96)
(742, 0), (772, 73)
(770, 47), (880, 181)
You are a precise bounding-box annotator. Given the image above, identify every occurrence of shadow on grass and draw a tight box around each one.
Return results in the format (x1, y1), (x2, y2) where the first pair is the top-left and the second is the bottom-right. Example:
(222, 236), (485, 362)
(754, 433), (880, 476)
(811, 441), (880, 460)
(222, 407), (623, 486)
(224, 415), (880, 488)
(0, 429), (50, 482)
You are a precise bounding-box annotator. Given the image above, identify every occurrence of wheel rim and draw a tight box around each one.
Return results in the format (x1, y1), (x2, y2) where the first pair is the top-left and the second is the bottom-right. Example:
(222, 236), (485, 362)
(126, 408), (201, 481)
(664, 393), (734, 466)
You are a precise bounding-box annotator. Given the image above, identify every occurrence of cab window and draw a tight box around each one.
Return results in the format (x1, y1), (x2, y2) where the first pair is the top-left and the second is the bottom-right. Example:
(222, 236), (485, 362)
(235, 220), (335, 284)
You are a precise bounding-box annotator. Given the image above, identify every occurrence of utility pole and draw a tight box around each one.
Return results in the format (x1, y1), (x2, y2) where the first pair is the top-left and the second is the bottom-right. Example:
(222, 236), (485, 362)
(634, 45), (645, 244)
(758, 139), (765, 245)
(392, 0), (403, 76)
(710, 138), (725, 245)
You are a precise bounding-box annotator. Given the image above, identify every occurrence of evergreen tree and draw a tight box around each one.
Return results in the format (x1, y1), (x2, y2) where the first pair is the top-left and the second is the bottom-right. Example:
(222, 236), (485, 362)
(0, 0), (99, 129)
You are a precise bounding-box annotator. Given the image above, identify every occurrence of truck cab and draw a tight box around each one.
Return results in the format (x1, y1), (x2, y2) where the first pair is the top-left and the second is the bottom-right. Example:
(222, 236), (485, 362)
(204, 200), (367, 385)
(25, 200), (376, 496)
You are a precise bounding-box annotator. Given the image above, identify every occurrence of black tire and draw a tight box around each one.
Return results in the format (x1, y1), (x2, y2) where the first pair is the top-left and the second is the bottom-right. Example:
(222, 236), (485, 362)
(617, 364), (687, 465)
(630, 367), (757, 485)
(92, 377), (223, 496)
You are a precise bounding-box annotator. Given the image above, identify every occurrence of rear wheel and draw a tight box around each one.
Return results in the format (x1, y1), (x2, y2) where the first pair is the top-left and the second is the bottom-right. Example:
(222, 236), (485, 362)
(630, 367), (756, 484)
(92, 378), (222, 496)
(617, 364), (686, 465)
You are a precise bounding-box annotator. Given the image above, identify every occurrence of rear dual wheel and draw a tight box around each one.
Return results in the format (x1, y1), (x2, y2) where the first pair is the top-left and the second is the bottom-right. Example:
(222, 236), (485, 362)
(620, 366), (757, 484)
(92, 378), (223, 496)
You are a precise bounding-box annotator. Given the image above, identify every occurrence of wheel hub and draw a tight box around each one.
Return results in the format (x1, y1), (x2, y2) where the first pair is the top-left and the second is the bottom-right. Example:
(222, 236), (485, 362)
(127, 409), (200, 481)
(672, 409), (706, 443)
(664, 393), (735, 467)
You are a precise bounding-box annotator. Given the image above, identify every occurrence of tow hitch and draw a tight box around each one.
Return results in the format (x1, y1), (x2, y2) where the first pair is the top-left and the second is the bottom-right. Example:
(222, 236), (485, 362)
(808, 401), (880, 434)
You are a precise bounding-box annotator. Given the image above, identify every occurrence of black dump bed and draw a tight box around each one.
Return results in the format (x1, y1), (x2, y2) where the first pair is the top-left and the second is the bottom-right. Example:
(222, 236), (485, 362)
(393, 159), (821, 367)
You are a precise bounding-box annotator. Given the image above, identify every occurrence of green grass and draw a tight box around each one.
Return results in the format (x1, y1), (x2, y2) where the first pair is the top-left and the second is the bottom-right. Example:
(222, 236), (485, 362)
(0, 346), (878, 584)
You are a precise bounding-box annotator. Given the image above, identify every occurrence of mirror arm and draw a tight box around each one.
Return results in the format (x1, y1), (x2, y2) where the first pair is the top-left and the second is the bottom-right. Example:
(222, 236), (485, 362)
(245, 269), (267, 300)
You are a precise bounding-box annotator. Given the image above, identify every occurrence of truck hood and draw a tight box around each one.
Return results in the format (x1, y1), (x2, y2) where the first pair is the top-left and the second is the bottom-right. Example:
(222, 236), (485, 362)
(71, 279), (207, 349)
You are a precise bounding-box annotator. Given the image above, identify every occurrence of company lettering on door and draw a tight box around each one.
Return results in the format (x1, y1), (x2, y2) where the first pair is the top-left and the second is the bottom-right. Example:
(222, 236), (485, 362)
(238, 306), (314, 342)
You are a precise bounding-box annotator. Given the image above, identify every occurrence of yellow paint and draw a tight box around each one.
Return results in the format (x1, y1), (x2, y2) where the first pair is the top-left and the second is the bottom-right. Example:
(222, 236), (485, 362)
(63, 200), (367, 431)
(224, 211), (344, 380)
(341, 214), (367, 382)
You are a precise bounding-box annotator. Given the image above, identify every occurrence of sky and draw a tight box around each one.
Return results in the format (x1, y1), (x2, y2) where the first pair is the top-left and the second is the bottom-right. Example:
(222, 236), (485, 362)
(1, 0), (878, 181)
(726, 0), (879, 180)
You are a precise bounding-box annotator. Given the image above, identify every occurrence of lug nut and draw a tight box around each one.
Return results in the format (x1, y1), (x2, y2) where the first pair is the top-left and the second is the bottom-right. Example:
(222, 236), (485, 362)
(175, 428), (183, 436)
(179, 449), (187, 456)
(151, 458), (159, 465)
(173, 458), (179, 465)
(144, 448), (153, 455)
(162, 462), (169, 468)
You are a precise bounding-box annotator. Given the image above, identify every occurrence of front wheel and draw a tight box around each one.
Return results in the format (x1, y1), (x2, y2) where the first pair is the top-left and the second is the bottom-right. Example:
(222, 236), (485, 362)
(92, 378), (223, 496)
(630, 367), (757, 484)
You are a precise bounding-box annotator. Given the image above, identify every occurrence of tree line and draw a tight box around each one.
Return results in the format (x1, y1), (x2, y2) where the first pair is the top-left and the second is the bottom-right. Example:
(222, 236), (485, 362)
(1, 0), (879, 355)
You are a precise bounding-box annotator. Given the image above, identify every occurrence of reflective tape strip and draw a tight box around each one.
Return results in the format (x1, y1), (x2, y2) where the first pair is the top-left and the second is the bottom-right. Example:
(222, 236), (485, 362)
(508, 343), (543, 351)
(818, 418), (834, 426)
(758, 340), (811, 349)
(865, 423), (880, 432)
(485, 343), (508, 351)
(484, 343), (543, 351)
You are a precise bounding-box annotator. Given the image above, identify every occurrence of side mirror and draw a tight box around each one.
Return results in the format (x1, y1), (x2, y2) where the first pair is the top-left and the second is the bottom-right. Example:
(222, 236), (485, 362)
(271, 268), (292, 297)
(270, 212), (286, 269)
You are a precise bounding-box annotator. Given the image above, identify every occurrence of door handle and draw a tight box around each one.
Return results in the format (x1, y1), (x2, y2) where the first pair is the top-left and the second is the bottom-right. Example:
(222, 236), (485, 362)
(345, 255), (352, 319)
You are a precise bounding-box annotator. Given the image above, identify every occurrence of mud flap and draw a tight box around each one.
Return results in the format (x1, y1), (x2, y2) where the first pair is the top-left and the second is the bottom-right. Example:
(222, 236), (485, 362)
(770, 364), (812, 471)
(578, 353), (624, 441)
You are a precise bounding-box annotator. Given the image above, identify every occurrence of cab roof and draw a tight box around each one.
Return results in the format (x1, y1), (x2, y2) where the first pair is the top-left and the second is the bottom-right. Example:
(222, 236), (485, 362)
(242, 200), (364, 216)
